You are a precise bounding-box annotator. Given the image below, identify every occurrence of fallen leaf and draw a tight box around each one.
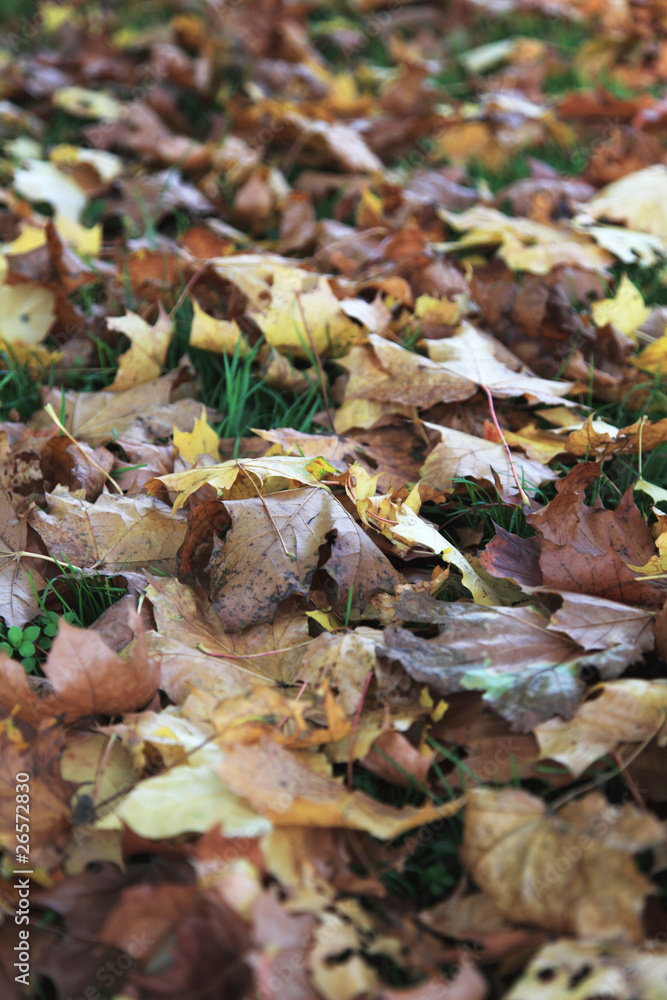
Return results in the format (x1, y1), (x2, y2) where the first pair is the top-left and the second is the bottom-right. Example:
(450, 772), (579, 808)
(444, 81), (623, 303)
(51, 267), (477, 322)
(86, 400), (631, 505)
(188, 299), (250, 357)
(424, 322), (575, 405)
(0, 281), (56, 346)
(583, 164), (667, 239)
(0, 492), (46, 627)
(95, 763), (273, 839)
(635, 330), (667, 373)
(421, 423), (558, 497)
(438, 206), (613, 275)
(535, 679), (667, 777)
(173, 405), (220, 463)
(207, 487), (403, 631)
(377, 590), (649, 730)
(215, 737), (463, 838)
(503, 939), (667, 1000)
(212, 256), (365, 356)
(591, 274), (649, 342)
(339, 336), (476, 409)
(145, 575), (311, 699)
(13, 159), (88, 221)
(0, 606), (157, 724)
(29, 485), (187, 573)
(461, 786), (665, 941)
(34, 373), (206, 447)
(107, 307), (173, 392)
(146, 454), (336, 513)
(526, 469), (665, 607)
(0, 719), (72, 862)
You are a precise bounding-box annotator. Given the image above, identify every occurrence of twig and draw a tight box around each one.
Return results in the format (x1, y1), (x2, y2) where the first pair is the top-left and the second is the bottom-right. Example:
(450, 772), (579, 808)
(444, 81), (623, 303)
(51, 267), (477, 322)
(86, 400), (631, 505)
(168, 262), (211, 320)
(0, 550), (86, 573)
(481, 385), (529, 508)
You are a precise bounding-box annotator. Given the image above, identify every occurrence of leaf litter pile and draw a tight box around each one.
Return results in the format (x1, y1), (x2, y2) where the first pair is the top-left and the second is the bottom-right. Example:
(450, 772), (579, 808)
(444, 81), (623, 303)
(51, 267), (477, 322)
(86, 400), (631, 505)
(7, 0), (667, 996)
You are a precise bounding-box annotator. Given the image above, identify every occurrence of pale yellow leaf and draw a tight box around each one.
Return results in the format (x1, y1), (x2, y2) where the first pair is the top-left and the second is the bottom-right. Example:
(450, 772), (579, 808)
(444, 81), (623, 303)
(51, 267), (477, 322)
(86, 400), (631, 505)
(592, 275), (649, 342)
(189, 299), (249, 356)
(0, 282), (56, 345)
(173, 405), (220, 463)
(107, 308), (172, 392)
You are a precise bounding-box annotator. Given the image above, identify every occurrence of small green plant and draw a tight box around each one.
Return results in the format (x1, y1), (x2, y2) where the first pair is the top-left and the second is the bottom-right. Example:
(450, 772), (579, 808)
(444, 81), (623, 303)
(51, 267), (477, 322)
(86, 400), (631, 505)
(0, 611), (76, 674)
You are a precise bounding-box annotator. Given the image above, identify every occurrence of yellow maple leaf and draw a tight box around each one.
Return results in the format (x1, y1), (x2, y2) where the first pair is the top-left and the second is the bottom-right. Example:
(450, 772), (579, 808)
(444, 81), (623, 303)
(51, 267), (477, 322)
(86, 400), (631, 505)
(146, 454), (337, 513)
(592, 275), (649, 342)
(173, 406), (220, 463)
(189, 299), (250, 356)
(107, 307), (172, 392)
(635, 330), (667, 373)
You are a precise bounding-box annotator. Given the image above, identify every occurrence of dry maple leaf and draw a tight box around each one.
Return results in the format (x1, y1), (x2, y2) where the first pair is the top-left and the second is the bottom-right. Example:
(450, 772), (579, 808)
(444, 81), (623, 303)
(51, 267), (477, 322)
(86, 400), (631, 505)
(211, 255), (365, 356)
(346, 468), (501, 604)
(208, 487), (403, 631)
(461, 786), (665, 942)
(0, 606), (157, 724)
(173, 406), (221, 463)
(296, 629), (378, 716)
(338, 336), (476, 409)
(146, 454), (336, 513)
(215, 736), (463, 838)
(421, 423), (558, 497)
(145, 576), (312, 700)
(566, 414), (667, 458)
(527, 471), (664, 607)
(34, 372), (204, 447)
(189, 299), (250, 357)
(0, 492), (46, 627)
(377, 590), (650, 730)
(481, 463), (666, 607)
(424, 322), (575, 405)
(106, 306), (173, 392)
(582, 164), (667, 239)
(29, 485), (188, 574)
(438, 205), (613, 275)
(534, 679), (667, 777)
(0, 279), (56, 346)
(95, 761), (273, 840)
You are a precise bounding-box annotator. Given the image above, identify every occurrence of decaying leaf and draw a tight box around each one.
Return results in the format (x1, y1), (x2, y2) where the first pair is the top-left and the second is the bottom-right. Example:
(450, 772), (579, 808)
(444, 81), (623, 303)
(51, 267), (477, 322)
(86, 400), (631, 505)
(29, 485), (187, 574)
(215, 737), (463, 838)
(207, 487), (403, 631)
(377, 590), (652, 730)
(0, 492), (46, 627)
(535, 679), (667, 777)
(461, 786), (665, 941)
(0, 605), (156, 724)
